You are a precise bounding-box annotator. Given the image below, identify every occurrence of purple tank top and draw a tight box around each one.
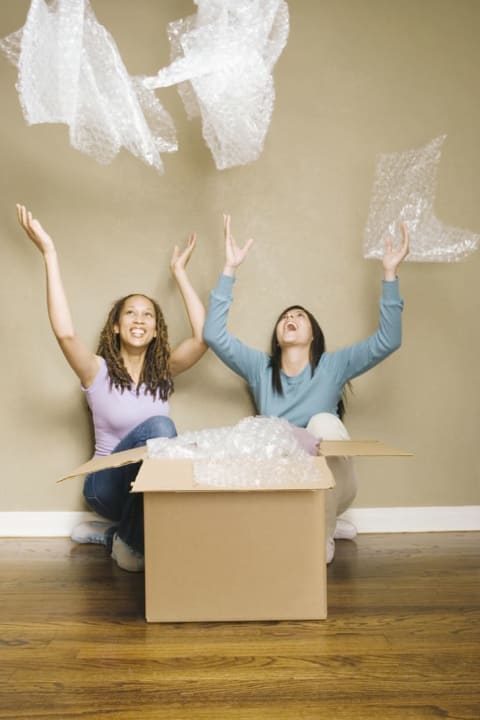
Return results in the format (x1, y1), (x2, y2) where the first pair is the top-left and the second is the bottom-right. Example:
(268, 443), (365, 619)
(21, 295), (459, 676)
(82, 358), (170, 456)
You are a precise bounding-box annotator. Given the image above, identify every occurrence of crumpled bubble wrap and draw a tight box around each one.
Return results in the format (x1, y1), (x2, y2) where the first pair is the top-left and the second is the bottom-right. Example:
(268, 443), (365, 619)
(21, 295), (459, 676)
(143, 0), (289, 170)
(0, 0), (177, 172)
(147, 416), (321, 488)
(363, 135), (479, 262)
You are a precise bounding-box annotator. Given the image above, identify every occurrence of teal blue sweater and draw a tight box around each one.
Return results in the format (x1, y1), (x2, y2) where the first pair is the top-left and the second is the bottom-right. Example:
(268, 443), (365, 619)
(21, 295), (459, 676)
(204, 274), (404, 427)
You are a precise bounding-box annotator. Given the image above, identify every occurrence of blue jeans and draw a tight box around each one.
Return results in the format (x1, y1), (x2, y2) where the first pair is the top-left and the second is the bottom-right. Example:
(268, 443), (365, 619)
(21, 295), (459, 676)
(83, 416), (177, 554)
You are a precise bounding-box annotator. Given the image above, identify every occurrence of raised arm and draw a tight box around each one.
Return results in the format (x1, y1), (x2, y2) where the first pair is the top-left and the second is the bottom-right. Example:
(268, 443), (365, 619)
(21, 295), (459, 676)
(326, 224), (410, 385)
(16, 204), (100, 387)
(168, 232), (208, 376)
(203, 215), (265, 384)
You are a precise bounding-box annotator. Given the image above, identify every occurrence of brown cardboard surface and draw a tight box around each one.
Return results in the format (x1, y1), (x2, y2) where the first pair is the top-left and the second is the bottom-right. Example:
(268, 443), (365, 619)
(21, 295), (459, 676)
(60, 450), (333, 620)
(131, 456), (334, 492)
(58, 439), (410, 622)
(135, 457), (332, 620)
(144, 488), (328, 622)
(59, 439), (411, 483)
(318, 440), (412, 457)
(59, 445), (146, 481)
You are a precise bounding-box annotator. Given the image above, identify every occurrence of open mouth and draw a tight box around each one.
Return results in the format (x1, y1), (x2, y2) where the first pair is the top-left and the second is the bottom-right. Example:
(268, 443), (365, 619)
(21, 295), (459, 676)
(285, 321), (297, 331)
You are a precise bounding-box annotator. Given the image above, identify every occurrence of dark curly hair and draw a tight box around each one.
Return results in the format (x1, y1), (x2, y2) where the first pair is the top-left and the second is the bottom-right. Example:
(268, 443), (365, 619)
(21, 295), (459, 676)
(96, 294), (173, 401)
(269, 304), (349, 420)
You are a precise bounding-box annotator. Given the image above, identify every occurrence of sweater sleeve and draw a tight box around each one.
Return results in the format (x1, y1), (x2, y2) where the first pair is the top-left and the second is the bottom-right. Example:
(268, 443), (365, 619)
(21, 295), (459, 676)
(203, 274), (266, 385)
(325, 278), (404, 385)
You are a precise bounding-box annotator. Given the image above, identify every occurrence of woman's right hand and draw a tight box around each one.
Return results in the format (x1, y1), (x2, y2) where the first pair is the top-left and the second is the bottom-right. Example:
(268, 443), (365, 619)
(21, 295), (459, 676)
(16, 204), (55, 256)
(223, 214), (254, 277)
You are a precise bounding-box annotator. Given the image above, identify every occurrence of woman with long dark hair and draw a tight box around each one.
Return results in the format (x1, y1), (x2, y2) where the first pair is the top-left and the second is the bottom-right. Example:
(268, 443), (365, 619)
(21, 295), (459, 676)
(17, 204), (207, 571)
(204, 214), (409, 563)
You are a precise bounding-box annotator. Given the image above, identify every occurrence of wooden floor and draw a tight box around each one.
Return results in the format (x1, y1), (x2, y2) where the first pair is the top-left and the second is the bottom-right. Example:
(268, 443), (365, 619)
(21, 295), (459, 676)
(0, 533), (478, 720)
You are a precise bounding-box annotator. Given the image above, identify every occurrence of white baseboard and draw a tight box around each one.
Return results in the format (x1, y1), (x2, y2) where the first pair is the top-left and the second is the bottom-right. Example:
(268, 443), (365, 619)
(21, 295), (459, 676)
(0, 512), (98, 537)
(0, 507), (479, 537)
(340, 506), (480, 533)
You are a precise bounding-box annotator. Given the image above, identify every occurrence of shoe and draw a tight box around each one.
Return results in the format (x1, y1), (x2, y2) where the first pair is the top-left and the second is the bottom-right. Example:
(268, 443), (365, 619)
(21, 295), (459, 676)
(111, 533), (144, 572)
(71, 521), (116, 546)
(326, 537), (335, 564)
(334, 517), (357, 540)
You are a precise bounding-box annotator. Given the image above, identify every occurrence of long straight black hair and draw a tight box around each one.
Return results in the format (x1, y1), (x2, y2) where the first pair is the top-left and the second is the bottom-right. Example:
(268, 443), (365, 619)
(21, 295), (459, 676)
(269, 304), (347, 420)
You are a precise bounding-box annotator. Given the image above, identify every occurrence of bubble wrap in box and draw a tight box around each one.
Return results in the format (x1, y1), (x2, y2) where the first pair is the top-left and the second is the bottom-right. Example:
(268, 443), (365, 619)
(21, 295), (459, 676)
(147, 416), (320, 488)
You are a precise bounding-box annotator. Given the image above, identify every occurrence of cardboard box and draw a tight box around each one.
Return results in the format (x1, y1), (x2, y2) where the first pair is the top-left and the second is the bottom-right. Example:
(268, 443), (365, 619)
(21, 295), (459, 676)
(62, 439), (411, 623)
(318, 439), (412, 457)
(62, 450), (335, 622)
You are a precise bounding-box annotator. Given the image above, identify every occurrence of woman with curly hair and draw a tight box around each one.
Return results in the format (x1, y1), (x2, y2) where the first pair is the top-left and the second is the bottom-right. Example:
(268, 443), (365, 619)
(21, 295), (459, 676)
(17, 204), (207, 571)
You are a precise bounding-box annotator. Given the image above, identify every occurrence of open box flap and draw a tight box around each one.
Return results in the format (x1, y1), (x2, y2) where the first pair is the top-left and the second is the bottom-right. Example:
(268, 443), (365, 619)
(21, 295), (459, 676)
(58, 445), (147, 482)
(318, 440), (412, 457)
(131, 456), (335, 493)
(58, 448), (334, 490)
(58, 439), (412, 484)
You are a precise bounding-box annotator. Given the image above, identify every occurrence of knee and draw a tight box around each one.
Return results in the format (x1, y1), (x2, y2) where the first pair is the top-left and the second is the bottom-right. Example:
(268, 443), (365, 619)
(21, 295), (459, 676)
(83, 472), (108, 511)
(82, 471), (123, 521)
(306, 412), (350, 441)
(143, 415), (177, 440)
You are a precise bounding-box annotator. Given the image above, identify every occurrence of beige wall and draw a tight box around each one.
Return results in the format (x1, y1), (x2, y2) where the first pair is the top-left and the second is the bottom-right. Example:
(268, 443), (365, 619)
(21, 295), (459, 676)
(1, 0), (479, 513)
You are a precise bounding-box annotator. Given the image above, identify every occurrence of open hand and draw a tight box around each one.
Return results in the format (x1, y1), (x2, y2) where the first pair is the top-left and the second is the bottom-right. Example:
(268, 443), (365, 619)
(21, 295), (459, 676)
(170, 232), (197, 277)
(383, 223), (409, 279)
(16, 204), (55, 255)
(223, 214), (254, 275)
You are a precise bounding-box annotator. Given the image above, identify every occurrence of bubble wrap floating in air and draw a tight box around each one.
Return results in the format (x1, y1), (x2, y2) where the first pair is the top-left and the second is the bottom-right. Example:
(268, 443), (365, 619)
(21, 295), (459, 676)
(0, 0), (177, 172)
(363, 135), (479, 262)
(147, 416), (320, 488)
(143, 0), (289, 170)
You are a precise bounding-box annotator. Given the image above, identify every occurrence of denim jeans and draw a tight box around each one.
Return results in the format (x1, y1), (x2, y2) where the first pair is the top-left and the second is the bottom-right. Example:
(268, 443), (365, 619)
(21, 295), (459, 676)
(83, 415), (177, 554)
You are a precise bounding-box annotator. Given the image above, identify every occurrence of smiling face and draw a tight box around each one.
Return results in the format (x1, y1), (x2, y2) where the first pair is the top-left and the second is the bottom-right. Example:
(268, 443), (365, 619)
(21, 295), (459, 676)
(275, 306), (314, 349)
(114, 294), (158, 351)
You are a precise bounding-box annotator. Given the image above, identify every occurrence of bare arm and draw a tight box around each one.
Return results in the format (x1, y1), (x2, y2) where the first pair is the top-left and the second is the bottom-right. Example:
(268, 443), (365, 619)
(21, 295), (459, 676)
(168, 232), (208, 377)
(16, 204), (100, 387)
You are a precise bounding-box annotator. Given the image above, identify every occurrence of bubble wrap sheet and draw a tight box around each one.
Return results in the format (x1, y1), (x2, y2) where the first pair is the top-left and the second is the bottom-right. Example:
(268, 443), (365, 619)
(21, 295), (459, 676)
(363, 136), (479, 262)
(0, 0), (177, 172)
(147, 416), (320, 488)
(143, 0), (289, 170)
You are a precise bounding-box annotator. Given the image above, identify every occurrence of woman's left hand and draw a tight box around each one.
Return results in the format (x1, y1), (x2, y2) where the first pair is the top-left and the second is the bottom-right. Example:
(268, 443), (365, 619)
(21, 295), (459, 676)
(170, 232), (197, 277)
(382, 223), (409, 280)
